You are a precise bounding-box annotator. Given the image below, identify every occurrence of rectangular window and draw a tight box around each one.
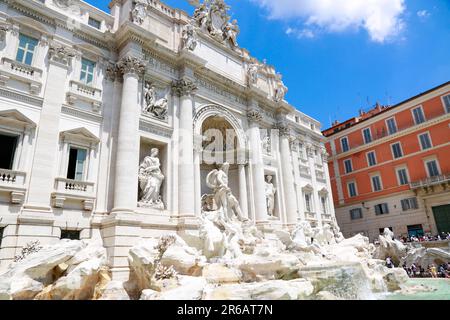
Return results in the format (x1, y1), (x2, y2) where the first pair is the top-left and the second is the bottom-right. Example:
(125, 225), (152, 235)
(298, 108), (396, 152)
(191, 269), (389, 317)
(344, 159), (353, 174)
(16, 34), (38, 65)
(386, 118), (397, 135)
(391, 142), (403, 159)
(401, 198), (418, 211)
(348, 182), (357, 197)
(80, 58), (96, 85)
(362, 128), (372, 144)
(341, 137), (349, 152)
(88, 17), (101, 29)
(412, 106), (426, 124)
(425, 160), (440, 177)
(0, 134), (18, 170)
(371, 175), (382, 192)
(67, 147), (87, 181)
(350, 208), (363, 220)
(60, 230), (81, 240)
(397, 168), (409, 185)
(418, 133), (432, 150)
(367, 151), (377, 167)
(444, 95), (450, 113)
(0, 227), (4, 248)
(304, 193), (312, 212)
(375, 203), (389, 215)
(320, 196), (327, 214)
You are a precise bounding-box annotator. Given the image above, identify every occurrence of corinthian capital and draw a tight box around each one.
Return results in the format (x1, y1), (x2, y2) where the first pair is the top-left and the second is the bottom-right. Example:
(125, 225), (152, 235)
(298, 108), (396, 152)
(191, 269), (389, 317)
(247, 109), (263, 123)
(48, 42), (76, 66)
(117, 56), (146, 76)
(171, 79), (198, 97)
(105, 62), (120, 82)
(275, 122), (291, 137)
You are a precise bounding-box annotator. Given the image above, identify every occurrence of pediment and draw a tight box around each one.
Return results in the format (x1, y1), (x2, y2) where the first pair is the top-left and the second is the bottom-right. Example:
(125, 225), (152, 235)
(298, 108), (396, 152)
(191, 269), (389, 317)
(60, 127), (99, 144)
(0, 109), (36, 129)
(318, 187), (329, 195)
(302, 184), (314, 192)
(10, 16), (53, 35)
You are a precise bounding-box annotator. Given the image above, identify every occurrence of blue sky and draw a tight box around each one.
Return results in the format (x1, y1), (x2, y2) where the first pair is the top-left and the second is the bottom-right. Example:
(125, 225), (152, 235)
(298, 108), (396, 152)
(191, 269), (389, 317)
(86, 0), (450, 129)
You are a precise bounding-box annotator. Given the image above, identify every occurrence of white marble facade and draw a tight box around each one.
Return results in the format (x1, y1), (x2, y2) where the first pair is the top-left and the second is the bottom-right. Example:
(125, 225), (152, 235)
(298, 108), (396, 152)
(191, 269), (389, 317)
(0, 0), (335, 279)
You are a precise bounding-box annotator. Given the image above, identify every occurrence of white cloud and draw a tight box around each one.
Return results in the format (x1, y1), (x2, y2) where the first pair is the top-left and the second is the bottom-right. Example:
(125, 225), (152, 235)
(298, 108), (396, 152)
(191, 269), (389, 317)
(252, 0), (406, 42)
(286, 27), (315, 39)
(417, 10), (430, 19)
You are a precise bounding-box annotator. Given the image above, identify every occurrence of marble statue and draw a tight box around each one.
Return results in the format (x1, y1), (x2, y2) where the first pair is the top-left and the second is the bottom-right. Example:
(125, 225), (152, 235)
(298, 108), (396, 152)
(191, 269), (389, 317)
(274, 75), (288, 102)
(247, 61), (259, 85)
(181, 24), (197, 51)
(374, 227), (407, 264)
(143, 82), (168, 120)
(138, 148), (165, 209)
(264, 175), (276, 217)
(131, 0), (147, 25)
(206, 162), (246, 222)
(193, 2), (209, 29)
(222, 19), (239, 48)
(261, 134), (271, 154)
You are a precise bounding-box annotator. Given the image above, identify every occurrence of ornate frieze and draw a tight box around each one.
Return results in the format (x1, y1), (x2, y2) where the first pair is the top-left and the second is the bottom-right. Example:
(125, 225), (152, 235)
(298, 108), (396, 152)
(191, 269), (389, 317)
(171, 79), (198, 97)
(196, 76), (246, 106)
(48, 43), (76, 66)
(117, 56), (146, 76)
(144, 52), (178, 77)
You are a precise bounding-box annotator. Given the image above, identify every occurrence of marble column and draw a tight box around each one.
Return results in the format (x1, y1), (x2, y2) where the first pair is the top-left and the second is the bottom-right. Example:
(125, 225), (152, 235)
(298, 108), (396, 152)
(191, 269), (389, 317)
(247, 108), (268, 224)
(24, 43), (75, 211)
(238, 163), (249, 219)
(112, 56), (145, 212)
(172, 79), (197, 217)
(278, 124), (298, 226)
(291, 139), (306, 221)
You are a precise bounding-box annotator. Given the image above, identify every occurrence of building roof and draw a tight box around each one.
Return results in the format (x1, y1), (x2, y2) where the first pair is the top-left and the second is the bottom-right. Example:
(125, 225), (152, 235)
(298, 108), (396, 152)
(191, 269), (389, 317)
(322, 81), (450, 137)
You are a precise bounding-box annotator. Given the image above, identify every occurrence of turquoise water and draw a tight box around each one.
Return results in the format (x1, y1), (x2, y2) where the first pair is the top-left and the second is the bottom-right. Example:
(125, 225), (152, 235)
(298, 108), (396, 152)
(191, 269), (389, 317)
(385, 278), (450, 300)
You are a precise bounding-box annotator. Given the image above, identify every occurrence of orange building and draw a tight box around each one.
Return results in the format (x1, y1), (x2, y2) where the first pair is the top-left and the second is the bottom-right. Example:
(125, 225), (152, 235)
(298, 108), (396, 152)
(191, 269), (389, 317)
(323, 82), (450, 241)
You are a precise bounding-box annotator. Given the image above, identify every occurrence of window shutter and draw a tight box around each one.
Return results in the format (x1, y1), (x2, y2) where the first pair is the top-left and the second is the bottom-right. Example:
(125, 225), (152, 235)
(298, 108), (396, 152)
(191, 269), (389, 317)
(401, 200), (406, 211)
(375, 205), (380, 215)
(412, 197), (418, 209)
(383, 203), (389, 213)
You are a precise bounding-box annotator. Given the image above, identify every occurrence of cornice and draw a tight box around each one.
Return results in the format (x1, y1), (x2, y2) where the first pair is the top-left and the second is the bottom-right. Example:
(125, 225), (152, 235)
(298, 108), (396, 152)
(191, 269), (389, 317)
(330, 112), (450, 161)
(0, 87), (43, 107)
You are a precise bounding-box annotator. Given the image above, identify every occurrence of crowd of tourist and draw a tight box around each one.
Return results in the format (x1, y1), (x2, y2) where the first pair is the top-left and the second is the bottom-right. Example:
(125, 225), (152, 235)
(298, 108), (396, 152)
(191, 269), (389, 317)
(397, 232), (450, 243)
(401, 262), (450, 279)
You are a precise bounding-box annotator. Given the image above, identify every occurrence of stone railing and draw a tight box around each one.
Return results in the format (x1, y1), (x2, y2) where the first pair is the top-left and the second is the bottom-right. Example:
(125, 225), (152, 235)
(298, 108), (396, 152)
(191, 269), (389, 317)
(55, 177), (94, 194)
(67, 80), (102, 112)
(0, 57), (43, 94)
(410, 174), (450, 189)
(0, 168), (27, 203)
(321, 213), (332, 221)
(53, 178), (95, 211)
(0, 168), (26, 186)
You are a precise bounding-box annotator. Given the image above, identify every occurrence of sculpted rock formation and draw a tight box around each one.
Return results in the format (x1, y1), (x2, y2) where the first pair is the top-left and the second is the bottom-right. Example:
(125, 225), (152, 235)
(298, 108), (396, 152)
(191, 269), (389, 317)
(0, 174), (417, 301)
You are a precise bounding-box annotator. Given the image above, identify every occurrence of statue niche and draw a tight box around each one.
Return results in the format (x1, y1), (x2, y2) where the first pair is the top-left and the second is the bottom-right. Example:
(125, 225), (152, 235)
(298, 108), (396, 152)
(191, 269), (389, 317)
(265, 175), (276, 218)
(138, 148), (165, 210)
